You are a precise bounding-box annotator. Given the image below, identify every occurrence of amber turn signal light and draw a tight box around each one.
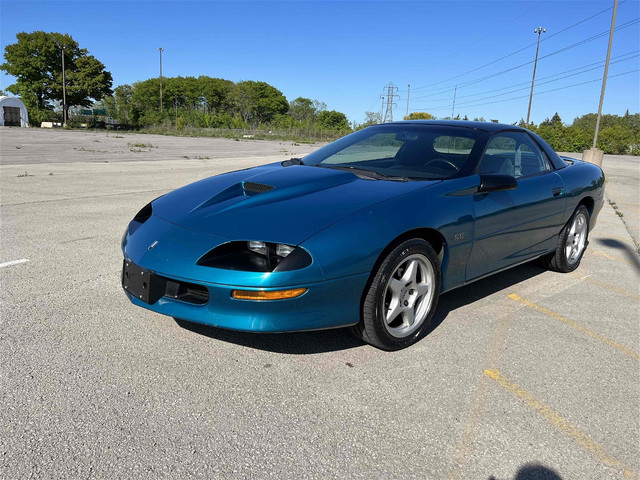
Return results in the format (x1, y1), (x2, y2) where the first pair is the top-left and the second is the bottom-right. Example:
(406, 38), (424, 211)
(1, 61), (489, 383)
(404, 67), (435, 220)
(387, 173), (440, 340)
(232, 288), (307, 301)
(231, 288), (307, 300)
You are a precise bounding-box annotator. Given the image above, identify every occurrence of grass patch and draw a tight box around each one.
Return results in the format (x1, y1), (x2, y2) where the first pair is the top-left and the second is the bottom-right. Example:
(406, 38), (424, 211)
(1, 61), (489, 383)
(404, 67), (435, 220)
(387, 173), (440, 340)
(609, 200), (625, 218)
(17, 171), (33, 177)
(137, 125), (338, 144)
(127, 142), (154, 148)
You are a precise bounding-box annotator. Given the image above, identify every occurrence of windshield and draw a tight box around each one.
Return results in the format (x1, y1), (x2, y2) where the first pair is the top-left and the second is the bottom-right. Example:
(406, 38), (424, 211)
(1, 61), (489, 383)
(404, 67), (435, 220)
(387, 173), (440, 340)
(303, 124), (488, 180)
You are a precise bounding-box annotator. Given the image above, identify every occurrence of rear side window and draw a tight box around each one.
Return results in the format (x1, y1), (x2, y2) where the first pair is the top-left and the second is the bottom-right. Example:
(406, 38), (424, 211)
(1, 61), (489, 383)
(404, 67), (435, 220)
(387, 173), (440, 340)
(480, 132), (549, 178)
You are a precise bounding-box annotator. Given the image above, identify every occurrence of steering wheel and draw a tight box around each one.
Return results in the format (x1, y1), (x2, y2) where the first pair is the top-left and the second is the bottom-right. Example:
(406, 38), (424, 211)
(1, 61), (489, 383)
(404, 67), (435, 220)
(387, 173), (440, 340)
(424, 158), (458, 172)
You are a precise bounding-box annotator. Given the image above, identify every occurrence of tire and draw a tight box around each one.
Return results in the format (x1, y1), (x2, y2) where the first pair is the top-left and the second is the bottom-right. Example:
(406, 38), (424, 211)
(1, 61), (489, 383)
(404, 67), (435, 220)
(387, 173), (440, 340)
(541, 205), (590, 273)
(353, 238), (441, 350)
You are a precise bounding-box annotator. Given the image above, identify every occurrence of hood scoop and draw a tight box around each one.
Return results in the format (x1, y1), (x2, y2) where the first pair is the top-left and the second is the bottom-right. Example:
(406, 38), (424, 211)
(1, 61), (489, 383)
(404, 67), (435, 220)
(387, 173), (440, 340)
(243, 181), (275, 196)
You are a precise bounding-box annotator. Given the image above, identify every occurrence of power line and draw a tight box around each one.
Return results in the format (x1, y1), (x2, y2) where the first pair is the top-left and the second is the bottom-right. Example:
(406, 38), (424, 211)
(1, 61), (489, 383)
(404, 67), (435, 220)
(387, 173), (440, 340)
(411, 17), (638, 95)
(411, 69), (639, 112)
(406, 1), (549, 78)
(411, 0), (627, 92)
(409, 51), (639, 103)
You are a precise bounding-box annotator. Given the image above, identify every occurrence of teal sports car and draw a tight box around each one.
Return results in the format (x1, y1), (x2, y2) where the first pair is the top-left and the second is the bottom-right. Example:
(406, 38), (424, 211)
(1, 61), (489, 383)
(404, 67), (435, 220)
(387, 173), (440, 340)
(122, 121), (604, 350)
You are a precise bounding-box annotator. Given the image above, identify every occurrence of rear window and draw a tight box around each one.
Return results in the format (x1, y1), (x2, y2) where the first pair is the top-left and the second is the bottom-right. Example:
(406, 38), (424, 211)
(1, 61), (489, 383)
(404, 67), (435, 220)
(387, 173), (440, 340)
(433, 136), (476, 154)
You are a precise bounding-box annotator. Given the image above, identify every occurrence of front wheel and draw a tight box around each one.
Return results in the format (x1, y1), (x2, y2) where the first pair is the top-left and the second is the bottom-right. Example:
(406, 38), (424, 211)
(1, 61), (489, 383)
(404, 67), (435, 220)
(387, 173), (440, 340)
(542, 205), (590, 273)
(354, 239), (441, 350)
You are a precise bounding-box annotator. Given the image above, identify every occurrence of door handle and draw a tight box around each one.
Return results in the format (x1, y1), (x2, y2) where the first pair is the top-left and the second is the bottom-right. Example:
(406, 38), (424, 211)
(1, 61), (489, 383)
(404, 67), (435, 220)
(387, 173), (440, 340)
(552, 187), (564, 197)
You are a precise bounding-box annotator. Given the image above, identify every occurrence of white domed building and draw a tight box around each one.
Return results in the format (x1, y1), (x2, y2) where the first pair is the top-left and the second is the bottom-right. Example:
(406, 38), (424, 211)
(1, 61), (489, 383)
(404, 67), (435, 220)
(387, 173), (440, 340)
(0, 96), (29, 127)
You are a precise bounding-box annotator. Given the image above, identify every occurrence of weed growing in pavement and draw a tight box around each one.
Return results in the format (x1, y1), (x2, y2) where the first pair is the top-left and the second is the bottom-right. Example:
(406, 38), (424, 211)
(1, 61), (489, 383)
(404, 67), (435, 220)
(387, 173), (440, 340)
(17, 171), (33, 177)
(128, 142), (154, 148)
(609, 201), (624, 218)
(74, 147), (107, 153)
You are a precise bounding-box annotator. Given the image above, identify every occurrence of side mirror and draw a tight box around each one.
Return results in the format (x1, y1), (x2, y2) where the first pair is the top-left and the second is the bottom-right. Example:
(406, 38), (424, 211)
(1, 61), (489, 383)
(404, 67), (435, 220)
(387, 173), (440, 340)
(477, 174), (517, 193)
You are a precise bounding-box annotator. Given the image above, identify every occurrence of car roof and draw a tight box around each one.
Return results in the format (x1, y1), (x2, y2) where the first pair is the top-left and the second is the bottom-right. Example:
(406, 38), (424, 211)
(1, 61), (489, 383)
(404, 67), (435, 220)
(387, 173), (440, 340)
(381, 119), (526, 133)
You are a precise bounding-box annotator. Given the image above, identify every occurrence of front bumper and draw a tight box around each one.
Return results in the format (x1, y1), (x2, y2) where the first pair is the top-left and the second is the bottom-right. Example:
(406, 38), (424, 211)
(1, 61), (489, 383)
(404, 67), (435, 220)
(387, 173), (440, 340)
(123, 270), (369, 332)
(122, 214), (369, 332)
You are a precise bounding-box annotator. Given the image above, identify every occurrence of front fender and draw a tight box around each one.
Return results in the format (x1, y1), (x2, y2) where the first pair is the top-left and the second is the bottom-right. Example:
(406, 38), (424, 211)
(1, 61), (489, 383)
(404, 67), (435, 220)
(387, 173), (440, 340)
(301, 176), (480, 292)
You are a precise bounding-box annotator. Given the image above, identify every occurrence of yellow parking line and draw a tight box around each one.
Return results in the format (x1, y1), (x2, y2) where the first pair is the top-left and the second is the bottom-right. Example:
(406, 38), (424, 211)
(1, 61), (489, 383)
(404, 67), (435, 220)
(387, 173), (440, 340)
(595, 218), (624, 227)
(614, 202), (640, 212)
(592, 250), (636, 266)
(569, 272), (640, 301)
(484, 369), (638, 478)
(508, 294), (640, 361)
(448, 313), (514, 480)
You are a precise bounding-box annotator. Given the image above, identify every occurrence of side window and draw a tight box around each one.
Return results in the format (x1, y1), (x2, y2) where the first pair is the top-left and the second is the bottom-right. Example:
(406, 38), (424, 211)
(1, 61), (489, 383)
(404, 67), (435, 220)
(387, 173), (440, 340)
(480, 132), (549, 178)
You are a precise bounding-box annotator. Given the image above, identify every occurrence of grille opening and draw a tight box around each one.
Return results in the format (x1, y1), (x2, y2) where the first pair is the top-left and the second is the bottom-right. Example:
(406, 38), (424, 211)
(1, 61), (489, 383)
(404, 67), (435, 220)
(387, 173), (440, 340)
(163, 279), (209, 305)
(243, 182), (274, 195)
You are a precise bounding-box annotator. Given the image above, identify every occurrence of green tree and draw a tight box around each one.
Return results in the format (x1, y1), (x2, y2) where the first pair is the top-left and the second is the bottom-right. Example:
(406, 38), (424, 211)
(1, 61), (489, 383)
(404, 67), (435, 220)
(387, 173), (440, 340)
(404, 112), (434, 120)
(597, 126), (633, 154)
(316, 110), (350, 131)
(230, 81), (288, 125)
(0, 31), (112, 122)
(199, 76), (233, 113)
(289, 97), (326, 123)
(104, 84), (134, 125)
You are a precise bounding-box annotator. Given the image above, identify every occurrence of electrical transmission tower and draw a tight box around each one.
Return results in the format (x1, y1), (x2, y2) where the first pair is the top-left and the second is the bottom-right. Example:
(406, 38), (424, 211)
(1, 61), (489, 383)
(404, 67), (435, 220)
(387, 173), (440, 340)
(382, 82), (399, 122)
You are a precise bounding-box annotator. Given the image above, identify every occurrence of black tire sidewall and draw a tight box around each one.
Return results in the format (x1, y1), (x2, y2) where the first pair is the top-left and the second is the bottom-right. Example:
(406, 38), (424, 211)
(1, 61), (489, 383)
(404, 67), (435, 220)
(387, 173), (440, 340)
(362, 239), (441, 350)
(558, 205), (590, 272)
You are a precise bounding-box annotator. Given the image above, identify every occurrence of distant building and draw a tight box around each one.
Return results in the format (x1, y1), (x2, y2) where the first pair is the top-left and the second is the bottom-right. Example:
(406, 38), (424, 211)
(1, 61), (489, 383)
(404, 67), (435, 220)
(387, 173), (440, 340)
(0, 96), (29, 127)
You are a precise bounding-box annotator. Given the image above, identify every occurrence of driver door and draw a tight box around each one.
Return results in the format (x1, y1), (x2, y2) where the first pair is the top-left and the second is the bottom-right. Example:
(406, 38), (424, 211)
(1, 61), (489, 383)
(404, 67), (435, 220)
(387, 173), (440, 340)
(466, 131), (566, 281)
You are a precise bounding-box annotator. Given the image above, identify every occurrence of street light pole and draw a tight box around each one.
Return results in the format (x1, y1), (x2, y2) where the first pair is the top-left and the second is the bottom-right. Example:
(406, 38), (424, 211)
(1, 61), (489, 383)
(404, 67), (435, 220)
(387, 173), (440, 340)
(593, 0), (618, 149)
(61, 45), (67, 127)
(526, 26), (546, 126)
(158, 47), (164, 112)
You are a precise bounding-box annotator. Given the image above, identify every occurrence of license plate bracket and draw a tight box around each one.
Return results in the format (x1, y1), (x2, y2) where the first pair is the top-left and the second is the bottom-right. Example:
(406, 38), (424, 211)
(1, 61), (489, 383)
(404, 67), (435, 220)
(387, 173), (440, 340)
(122, 260), (167, 305)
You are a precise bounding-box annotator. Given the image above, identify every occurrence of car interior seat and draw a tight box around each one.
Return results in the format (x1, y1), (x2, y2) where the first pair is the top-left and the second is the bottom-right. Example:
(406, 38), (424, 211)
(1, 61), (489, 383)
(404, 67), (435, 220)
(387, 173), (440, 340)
(392, 140), (435, 167)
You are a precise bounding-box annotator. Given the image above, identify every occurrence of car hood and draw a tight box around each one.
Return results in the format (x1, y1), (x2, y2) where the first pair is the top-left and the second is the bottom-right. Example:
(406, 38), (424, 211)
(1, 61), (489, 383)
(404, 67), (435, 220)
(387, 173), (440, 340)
(152, 163), (438, 245)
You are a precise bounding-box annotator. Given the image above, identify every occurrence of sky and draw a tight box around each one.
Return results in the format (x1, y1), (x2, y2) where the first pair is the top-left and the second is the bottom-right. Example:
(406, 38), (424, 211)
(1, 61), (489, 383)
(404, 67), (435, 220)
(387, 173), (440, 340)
(1, 0), (638, 125)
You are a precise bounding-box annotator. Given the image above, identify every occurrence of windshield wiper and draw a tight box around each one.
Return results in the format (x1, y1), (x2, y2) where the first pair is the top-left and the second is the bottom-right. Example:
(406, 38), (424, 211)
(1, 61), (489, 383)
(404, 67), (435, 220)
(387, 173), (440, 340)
(321, 165), (408, 182)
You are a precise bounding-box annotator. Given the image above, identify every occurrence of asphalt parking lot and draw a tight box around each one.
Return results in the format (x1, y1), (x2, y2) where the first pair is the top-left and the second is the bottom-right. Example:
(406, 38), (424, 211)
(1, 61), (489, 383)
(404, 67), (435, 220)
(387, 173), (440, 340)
(1, 128), (638, 479)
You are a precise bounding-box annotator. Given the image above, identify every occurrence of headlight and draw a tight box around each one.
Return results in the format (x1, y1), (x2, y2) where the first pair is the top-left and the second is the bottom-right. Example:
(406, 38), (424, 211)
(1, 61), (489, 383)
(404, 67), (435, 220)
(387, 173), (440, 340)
(275, 244), (295, 257)
(197, 241), (312, 272)
(248, 241), (268, 256)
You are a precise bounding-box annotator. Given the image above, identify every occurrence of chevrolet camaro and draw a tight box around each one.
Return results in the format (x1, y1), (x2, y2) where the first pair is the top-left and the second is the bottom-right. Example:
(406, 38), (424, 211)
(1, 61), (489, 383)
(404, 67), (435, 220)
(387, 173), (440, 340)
(122, 121), (604, 350)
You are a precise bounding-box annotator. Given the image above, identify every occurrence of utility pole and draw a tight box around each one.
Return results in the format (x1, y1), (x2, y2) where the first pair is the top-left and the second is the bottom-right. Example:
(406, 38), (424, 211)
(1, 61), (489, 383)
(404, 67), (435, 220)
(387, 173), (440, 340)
(61, 45), (67, 127)
(526, 26), (546, 126)
(406, 84), (411, 117)
(593, 0), (618, 149)
(382, 81), (399, 123)
(158, 47), (164, 112)
(451, 86), (457, 119)
(583, 0), (618, 167)
(380, 96), (385, 124)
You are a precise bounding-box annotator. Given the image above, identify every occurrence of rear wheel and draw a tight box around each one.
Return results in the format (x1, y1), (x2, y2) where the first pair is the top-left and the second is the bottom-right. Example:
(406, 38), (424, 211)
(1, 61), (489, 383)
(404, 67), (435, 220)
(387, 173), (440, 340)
(353, 239), (441, 350)
(542, 205), (590, 273)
